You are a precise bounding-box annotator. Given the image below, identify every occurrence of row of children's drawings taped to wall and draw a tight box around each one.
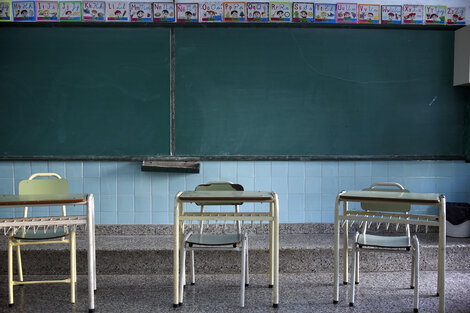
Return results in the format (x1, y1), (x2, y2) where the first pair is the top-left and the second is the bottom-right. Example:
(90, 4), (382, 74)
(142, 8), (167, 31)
(0, 1), (466, 25)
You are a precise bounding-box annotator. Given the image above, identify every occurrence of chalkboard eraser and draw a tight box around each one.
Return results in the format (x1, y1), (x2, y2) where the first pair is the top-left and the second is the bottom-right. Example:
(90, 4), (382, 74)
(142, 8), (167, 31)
(141, 161), (200, 173)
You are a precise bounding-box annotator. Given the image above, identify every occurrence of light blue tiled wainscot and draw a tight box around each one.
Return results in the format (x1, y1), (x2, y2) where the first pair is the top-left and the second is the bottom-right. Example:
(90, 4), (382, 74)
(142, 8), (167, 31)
(0, 160), (469, 224)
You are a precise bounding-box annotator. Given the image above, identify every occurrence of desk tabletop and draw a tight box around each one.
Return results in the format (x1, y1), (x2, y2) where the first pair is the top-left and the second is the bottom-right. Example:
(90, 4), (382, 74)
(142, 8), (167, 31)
(179, 191), (275, 202)
(340, 190), (441, 205)
(0, 193), (89, 207)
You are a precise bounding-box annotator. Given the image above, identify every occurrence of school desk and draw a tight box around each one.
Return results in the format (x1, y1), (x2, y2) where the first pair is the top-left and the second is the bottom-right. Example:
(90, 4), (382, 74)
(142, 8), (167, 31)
(173, 190), (279, 307)
(333, 190), (446, 312)
(0, 193), (97, 313)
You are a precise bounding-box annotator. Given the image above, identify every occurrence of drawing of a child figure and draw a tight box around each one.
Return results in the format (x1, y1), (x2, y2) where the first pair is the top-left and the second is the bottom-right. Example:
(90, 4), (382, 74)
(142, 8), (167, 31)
(39, 9), (49, 18)
(114, 9), (122, 19)
(300, 10), (307, 19)
(207, 10), (216, 19)
(136, 9), (144, 20)
(20, 9), (28, 19)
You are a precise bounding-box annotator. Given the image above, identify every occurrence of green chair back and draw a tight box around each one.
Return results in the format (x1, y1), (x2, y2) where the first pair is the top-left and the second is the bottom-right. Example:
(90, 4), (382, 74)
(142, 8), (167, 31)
(195, 182), (244, 206)
(361, 184), (411, 213)
(19, 178), (69, 195)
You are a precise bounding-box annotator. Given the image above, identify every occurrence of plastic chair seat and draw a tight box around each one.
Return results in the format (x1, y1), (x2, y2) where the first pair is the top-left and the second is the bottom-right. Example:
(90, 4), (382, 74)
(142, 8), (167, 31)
(12, 228), (69, 241)
(357, 234), (411, 249)
(187, 233), (242, 246)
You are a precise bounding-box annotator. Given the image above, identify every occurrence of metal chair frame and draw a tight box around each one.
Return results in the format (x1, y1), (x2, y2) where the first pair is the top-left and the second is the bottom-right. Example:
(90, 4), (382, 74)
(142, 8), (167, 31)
(179, 182), (249, 307)
(349, 182), (420, 312)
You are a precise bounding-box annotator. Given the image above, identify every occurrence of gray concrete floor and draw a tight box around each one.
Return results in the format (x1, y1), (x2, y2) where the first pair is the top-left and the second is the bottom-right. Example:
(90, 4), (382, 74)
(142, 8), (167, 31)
(1, 271), (469, 313)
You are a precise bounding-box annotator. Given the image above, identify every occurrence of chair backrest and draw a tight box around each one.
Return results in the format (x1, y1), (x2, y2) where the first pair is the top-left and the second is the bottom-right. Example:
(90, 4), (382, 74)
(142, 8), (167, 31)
(194, 181), (244, 234)
(19, 173), (69, 217)
(194, 181), (244, 206)
(360, 182), (411, 237)
(361, 182), (411, 213)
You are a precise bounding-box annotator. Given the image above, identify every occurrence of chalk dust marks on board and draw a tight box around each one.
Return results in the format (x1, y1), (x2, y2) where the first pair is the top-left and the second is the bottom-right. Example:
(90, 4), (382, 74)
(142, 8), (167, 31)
(289, 32), (436, 85)
(428, 96), (438, 106)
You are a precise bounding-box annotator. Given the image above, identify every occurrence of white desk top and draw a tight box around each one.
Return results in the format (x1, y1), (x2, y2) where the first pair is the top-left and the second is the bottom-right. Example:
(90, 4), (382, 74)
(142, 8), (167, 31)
(339, 190), (441, 205)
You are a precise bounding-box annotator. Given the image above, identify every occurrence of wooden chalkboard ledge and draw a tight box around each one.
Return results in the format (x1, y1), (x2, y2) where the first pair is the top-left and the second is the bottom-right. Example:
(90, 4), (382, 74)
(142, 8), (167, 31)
(141, 161), (200, 173)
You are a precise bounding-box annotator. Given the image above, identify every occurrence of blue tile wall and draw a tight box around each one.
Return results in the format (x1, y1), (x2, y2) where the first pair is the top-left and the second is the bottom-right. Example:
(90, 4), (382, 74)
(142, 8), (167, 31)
(0, 160), (469, 224)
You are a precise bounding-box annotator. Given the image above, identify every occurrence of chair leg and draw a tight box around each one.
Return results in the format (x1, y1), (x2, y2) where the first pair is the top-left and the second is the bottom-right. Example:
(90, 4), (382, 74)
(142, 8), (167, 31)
(349, 243), (358, 306)
(16, 245), (23, 282)
(245, 237), (250, 287)
(240, 236), (246, 307)
(355, 250), (360, 284)
(413, 236), (420, 312)
(411, 252), (415, 288)
(190, 250), (195, 285)
(70, 231), (76, 304)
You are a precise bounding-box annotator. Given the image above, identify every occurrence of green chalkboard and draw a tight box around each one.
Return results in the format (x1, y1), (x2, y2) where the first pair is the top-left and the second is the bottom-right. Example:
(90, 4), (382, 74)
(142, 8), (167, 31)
(0, 27), (170, 157)
(175, 27), (469, 157)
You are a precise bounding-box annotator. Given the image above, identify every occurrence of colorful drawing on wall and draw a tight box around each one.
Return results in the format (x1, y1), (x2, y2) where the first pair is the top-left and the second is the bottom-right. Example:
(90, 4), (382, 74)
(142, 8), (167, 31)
(106, 1), (128, 21)
(223, 2), (245, 21)
(358, 4), (379, 24)
(246, 2), (268, 22)
(153, 2), (174, 22)
(36, 1), (58, 21)
(13, 1), (35, 21)
(381, 4), (401, 24)
(59, 1), (81, 20)
(314, 3), (335, 23)
(200, 2), (222, 22)
(292, 2), (313, 23)
(425, 5), (446, 25)
(403, 4), (423, 24)
(83, 1), (105, 21)
(270, 2), (291, 22)
(446, 7), (466, 25)
(336, 3), (356, 23)
(0, 1), (11, 21)
(176, 3), (198, 22)
(130, 2), (152, 21)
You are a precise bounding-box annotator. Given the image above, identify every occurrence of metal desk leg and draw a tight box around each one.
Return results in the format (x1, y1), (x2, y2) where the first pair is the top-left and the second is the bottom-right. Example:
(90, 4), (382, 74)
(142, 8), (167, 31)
(91, 195), (96, 291)
(438, 195), (446, 313)
(342, 201), (349, 285)
(269, 201), (274, 288)
(87, 194), (95, 313)
(272, 194), (279, 307)
(333, 192), (344, 304)
(173, 193), (182, 308)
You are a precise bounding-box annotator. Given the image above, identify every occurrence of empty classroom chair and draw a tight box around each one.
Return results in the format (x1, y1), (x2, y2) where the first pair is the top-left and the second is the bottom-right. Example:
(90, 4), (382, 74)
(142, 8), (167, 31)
(7, 173), (77, 307)
(349, 182), (420, 312)
(179, 182), (249, 307)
